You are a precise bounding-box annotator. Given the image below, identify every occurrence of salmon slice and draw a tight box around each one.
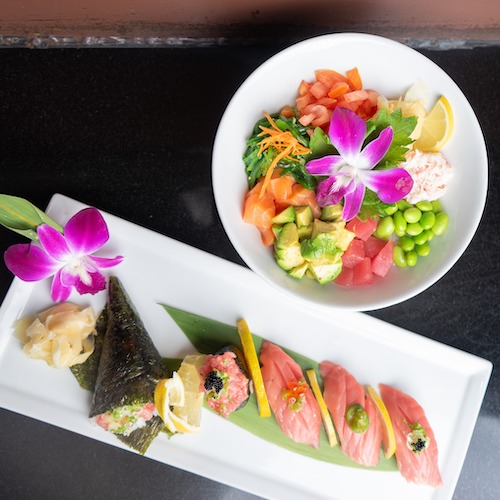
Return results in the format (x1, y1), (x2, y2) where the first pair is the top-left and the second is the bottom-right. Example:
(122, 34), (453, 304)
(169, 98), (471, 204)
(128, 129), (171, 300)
(288, 184), (321, 218)
(260, 341), (321, 448)
(319, 361), (382, 466)
(379, 384), (443, 487)
(266, 174), (295, 204)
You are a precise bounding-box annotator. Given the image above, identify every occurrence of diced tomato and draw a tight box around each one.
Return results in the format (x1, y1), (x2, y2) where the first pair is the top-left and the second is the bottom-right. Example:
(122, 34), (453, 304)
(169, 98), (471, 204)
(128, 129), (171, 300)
(314, 97), (337, 109)
(371, 240), (395, 277)
(364, 236), (387, 259)
(328, 81), (350, 99)
(342, 238), (365, 268)
(296, 93), (314, 113)
(346, 67), (363, 91)
(310, 81), (329, 99)
(298, 80), (311, 96)
(315, 69), (350, 88)
(343, 89), (369, 103)
(352, 257), (374, 286)
(346, 216), (378, 241)
(298, 113), (315, 126)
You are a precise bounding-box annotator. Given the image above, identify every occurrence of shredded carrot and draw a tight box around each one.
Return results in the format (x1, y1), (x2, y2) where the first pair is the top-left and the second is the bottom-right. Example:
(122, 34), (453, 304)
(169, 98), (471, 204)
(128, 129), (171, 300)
(257, 112), (311, 198)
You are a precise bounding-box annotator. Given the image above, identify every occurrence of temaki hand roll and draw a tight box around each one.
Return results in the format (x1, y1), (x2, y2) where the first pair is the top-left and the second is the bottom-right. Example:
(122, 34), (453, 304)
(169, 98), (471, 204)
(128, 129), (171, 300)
(90, 276), (168, 454)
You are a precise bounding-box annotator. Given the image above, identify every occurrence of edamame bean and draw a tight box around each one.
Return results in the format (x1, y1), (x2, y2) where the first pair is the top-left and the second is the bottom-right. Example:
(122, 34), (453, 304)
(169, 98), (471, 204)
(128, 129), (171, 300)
(431, 199), (443, 213)
(384, 203), (398, 215)
(403, 207), (422, 223)
(393, 211), (407, 237)
(397, 199), (413, 211)
(377, 216), (395, 238)
(393, 245), (407, 267)
(416, 201), (433, 212)
(406, 250), (418, 267)
(413, 231), (428, 246)
(416, 242), (431, 257)
(432, 212), (449, 236)
(406, 222), (423, 236)
(424, 229), (435, 241)
(399, 235), (415, 252)
(420, 211), (436, 230)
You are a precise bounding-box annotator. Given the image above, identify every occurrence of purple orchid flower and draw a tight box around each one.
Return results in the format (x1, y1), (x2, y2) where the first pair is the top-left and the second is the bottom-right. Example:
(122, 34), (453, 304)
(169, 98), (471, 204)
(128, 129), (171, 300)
(305, 107), (414, 221)
(4, 207), (123, 302)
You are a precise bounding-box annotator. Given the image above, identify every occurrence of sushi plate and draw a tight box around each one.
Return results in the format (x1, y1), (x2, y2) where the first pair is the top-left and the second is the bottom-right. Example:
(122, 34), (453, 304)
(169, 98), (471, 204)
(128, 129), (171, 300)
(0, 193), (492, 500)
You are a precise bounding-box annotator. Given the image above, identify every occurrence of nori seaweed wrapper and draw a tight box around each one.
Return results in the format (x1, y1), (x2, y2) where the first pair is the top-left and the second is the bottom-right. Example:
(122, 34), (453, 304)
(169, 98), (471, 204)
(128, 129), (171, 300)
(70, 305), (108, 391)
(90, 276), (168, 454)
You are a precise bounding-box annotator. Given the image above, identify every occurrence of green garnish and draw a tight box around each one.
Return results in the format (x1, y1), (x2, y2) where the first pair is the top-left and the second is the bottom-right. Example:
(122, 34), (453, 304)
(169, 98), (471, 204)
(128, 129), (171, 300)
(346, 404), (370, 433)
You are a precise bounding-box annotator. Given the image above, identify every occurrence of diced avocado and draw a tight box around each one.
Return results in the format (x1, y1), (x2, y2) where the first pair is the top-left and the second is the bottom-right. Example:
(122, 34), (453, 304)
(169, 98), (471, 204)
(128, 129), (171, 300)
(272, 224), (283, 239)
(301, 233), (343, 261)
(272, 206), (296, 224)
(274, 223), (305, 271)
(320, 204), (343, 222)
(275, 222), (299, 250)
(308, 258), (343, 284)
(336, 228), (356, 251)
(294, 205), (314, 227)
(297, 224), (313, 241)
(288, 261), (309, 280)
(311, 219), (346, 240)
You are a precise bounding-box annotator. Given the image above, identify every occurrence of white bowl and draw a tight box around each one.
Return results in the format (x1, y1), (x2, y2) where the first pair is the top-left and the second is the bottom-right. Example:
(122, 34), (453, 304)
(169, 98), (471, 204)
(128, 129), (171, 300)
(212, 33), (488, 311)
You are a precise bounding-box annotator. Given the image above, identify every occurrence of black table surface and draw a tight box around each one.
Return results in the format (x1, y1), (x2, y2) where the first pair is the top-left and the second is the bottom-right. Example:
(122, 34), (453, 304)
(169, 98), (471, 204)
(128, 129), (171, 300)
(0, 42), (498, 500)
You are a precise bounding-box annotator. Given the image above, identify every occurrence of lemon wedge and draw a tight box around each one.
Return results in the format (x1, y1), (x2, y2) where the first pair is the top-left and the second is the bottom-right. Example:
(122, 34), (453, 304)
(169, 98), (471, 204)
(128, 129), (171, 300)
(306, 369), (338, 447)
(154, 358), (205, 434)
(237, 319), (271, 417)
(413, 96), (454, 152)
(365, 385), (396, 459)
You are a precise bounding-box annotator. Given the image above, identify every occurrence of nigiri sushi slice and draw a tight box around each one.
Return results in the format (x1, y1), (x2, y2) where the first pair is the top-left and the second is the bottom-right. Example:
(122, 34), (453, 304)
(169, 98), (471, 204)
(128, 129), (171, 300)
(379, 384), (443, 487)
(260, 341), (321, 448)
(319, 361), (382, 466)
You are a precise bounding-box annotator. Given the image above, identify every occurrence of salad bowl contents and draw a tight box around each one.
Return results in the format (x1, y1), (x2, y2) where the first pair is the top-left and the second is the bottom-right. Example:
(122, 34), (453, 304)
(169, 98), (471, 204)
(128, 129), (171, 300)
(212, 33), (488, 310)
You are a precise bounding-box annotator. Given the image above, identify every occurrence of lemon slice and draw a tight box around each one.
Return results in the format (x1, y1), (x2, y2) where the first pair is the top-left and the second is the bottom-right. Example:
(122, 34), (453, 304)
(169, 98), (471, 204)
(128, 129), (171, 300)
(154, 364), (204, 434)
(237, 319), (271, 418)
(413, 96), (454, 152)
(306, 369), (338, 447)
(365, 385), (396, 459)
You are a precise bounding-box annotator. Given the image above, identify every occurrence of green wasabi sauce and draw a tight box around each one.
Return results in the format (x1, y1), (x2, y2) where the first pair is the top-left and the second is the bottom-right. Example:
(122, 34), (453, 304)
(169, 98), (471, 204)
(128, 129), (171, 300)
(346, 404), (370, 433)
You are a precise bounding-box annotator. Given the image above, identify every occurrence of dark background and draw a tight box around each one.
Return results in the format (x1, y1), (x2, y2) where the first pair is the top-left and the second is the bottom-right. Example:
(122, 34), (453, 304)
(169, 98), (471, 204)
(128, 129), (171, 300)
(0, 44), (498, 499)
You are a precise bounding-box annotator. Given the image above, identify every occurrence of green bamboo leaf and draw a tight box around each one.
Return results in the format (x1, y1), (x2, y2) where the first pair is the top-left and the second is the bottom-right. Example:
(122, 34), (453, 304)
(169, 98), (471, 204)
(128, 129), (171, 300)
(160, 304), (397, 472)
(0, 195), (63, 241)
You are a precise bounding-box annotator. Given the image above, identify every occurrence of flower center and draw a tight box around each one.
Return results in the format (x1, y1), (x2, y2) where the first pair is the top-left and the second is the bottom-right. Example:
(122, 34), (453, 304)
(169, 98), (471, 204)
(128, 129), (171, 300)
(66, 257), (92, 285)
(330, 164), (355, 193)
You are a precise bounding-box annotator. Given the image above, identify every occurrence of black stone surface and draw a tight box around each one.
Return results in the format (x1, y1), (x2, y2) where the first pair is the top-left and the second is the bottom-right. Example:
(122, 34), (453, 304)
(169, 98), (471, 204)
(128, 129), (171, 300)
(0, 44), (498, 499)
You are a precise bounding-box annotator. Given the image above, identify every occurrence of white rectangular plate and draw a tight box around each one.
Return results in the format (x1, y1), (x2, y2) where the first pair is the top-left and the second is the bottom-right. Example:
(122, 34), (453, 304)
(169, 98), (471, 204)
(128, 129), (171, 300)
(0, 194), (492, 500)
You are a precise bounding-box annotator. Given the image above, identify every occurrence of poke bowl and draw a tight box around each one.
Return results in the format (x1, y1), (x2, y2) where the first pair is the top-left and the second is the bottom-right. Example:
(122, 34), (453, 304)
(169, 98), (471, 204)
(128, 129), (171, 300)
(212, 33), (487, 311)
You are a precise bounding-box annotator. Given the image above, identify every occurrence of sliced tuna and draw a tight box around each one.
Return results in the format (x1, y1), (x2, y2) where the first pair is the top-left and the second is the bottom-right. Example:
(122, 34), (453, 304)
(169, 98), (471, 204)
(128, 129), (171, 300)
(379, 384), (442, 487)
(319, 361), (382, 466)
(260, 341), (321, 448)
